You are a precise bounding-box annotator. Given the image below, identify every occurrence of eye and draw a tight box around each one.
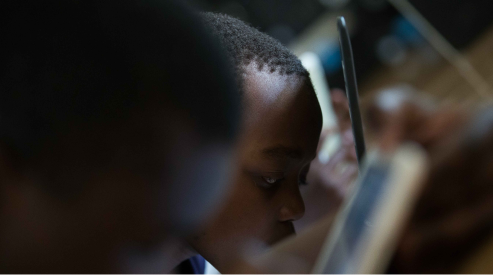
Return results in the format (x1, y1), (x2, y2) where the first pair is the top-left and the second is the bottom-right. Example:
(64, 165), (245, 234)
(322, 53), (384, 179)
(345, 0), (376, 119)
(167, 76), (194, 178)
(298, 178), (308, 186)
(298, 174), (309, 186)
(263, 176), (278, 184)
(298, 167), (310, 186)
(256, 175), (284, 189)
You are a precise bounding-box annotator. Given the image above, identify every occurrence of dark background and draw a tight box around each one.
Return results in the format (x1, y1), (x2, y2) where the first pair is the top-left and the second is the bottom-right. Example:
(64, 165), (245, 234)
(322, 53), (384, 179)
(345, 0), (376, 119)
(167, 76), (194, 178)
(187, 0), (493, 90)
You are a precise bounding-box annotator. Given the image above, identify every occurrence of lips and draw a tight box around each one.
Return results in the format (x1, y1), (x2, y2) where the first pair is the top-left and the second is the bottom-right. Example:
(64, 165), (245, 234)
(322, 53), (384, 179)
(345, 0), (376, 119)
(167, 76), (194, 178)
(267, 221), (296, 245)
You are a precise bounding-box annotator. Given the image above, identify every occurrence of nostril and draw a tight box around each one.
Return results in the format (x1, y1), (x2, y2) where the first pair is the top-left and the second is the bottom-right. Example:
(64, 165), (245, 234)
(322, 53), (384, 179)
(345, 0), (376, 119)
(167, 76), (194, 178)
(277, 182), (306, 222)
(278, 202), (305, 222)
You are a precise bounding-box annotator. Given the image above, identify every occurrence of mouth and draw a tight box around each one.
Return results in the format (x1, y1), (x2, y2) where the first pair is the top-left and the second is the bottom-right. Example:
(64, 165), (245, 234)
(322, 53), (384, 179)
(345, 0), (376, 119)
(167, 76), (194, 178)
(267, 221), (296, 245)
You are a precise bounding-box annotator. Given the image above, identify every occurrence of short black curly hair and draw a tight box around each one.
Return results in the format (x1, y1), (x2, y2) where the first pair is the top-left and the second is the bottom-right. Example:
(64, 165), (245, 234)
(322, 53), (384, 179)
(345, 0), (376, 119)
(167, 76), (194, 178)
(202, 12), (309, 81)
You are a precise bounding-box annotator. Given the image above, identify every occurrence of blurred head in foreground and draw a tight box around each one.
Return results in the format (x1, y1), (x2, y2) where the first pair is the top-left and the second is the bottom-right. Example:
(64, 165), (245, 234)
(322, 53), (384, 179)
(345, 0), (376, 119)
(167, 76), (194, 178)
(0, 0), (239, 273)
(189, 13), (322, 270)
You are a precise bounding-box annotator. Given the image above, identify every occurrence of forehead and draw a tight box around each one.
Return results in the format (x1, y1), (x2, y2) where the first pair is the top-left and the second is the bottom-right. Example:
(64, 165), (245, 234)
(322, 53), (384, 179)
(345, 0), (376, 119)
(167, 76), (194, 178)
(243, 63), (307, 108)
(240, 63), (322, 161)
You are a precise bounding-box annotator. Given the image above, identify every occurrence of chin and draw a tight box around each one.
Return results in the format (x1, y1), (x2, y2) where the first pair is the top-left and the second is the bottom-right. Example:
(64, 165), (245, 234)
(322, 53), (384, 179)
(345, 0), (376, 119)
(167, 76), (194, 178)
(267, 222), (296, 246)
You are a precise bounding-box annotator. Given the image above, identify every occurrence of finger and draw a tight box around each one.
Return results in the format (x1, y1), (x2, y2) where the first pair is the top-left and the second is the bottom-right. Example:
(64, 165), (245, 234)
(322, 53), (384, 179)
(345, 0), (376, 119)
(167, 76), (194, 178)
(342, 128), (354, 146)
(325, 147), (347, 170)
(331, 89), (351, 131)
(332, 162), (358, 186)
(322, 162), (358, 196)
(339, 164), (358, 189)
(317, 128), (336, 153)
(341, 128), (357, 162)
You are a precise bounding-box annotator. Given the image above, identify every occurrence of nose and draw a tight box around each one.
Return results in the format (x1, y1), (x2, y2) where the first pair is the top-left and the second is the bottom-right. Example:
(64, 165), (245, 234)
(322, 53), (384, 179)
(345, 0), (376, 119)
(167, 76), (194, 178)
(277, 183), (305, 222)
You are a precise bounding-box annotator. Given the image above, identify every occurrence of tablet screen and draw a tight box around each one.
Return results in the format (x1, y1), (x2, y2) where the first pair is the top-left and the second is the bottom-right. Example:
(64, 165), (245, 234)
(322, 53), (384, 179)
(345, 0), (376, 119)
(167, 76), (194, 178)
(313, 145), (427, 274)
(322, 164), (390, 273)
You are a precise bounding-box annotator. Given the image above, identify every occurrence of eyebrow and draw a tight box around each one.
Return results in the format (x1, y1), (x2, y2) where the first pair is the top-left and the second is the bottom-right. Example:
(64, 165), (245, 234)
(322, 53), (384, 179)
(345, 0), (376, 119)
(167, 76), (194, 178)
(261, 145), (303, 160)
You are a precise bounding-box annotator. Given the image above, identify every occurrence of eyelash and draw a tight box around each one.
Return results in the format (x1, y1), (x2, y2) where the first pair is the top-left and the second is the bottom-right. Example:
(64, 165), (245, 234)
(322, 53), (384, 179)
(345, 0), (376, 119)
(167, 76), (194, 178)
(298, 178), (308, 186)
(258, 176), (284, 188)
(256, 176), (309, 188)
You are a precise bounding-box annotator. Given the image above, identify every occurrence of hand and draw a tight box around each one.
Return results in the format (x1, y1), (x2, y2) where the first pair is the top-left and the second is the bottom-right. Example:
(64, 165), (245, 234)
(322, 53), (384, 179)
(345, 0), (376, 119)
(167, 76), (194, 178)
(294, 89), (358, 231)
(331, 88), (357, 162)
(307, 130), (358, 198)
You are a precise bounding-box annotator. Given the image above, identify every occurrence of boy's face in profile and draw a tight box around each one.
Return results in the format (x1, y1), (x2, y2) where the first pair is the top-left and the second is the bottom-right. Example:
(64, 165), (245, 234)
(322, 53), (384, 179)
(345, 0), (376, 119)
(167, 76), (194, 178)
(191, 63), (322, 267)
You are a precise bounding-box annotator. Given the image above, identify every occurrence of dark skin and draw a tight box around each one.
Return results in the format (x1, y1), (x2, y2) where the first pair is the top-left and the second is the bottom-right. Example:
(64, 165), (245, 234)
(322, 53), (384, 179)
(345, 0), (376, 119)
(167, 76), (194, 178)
(189, 63), (323, 271)
(0, 111), (234, 273)
(202, 91), (493, 274)
(237, 91), (493, 274)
